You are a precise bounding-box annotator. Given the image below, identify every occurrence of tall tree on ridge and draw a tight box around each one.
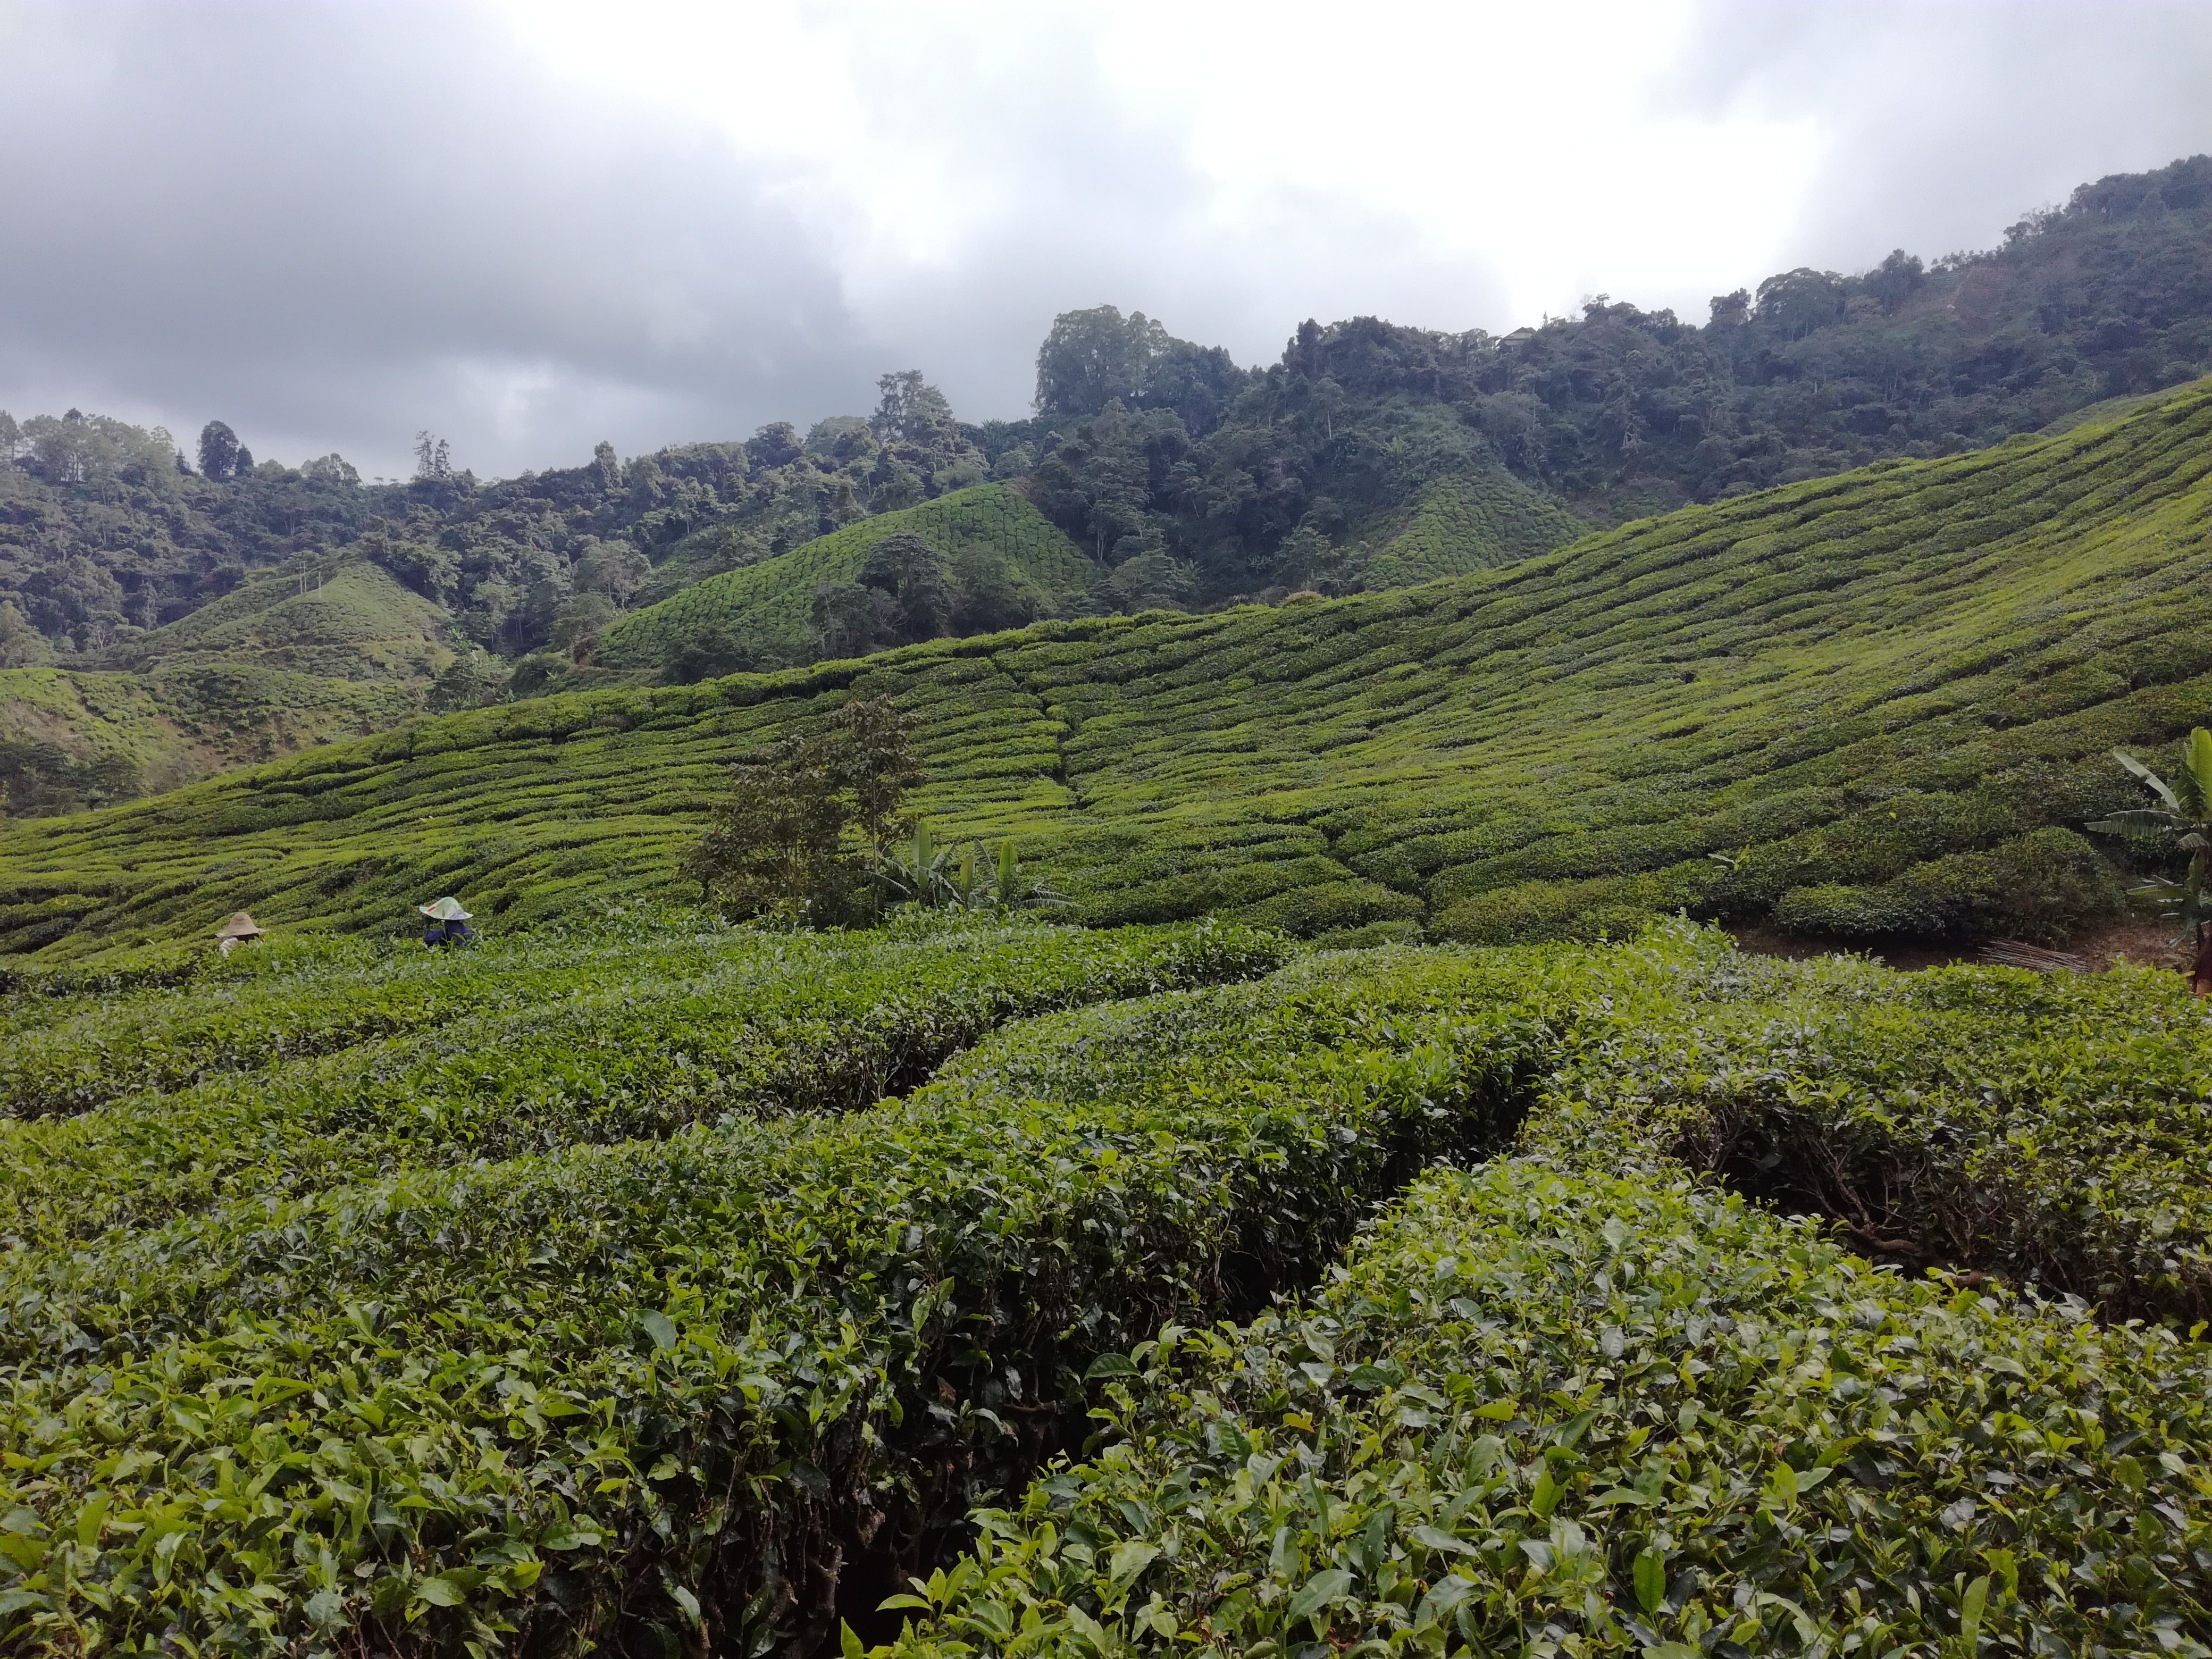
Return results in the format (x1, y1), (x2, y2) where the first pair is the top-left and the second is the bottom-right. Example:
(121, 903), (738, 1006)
(196, 420), (240, 482)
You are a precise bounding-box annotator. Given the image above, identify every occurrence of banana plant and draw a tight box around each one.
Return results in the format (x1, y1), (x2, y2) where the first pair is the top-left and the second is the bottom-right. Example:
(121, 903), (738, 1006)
(875, 823), (1070, 913)
(2089, 727), (2211, 946)
(876, 820), (957, 909)
(991, 837), (1070, 912)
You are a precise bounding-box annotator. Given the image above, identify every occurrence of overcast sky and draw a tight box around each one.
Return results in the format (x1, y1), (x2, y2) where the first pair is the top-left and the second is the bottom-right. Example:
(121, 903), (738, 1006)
(1, 0), (2208, 480)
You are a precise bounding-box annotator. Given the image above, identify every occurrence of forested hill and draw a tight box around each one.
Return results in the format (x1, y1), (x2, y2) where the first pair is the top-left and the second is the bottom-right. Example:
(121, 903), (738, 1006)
(0, 381), (1006, 669)
(5, 379), (2207, 961)
(2, 154), (2207, 780)
(1006, 154), (2212, 596)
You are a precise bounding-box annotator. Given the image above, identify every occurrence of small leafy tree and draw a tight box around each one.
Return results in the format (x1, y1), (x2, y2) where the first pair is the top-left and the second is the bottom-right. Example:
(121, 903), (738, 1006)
(685, 696), (919, 927)
(2089, 728), (2211, 974)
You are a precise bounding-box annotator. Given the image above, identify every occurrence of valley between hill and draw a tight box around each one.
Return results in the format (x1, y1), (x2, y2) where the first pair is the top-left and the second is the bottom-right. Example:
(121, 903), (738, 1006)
(4, 381), (2207, 961)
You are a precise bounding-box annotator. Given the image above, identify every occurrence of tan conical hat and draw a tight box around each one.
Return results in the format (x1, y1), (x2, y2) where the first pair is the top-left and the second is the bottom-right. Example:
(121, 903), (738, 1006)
(214, 911), (265, 940)
(417, 896), (472, 921)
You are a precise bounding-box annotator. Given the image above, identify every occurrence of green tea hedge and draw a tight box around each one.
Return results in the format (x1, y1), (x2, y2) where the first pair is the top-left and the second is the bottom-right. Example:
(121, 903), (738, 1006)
(887, 1161), (2212, 1659)
(6, 926), (2210, 1659)
(0, 920), (1289, 1249)
(0, 945), (1599, 1657)
(1530, 944), (2212, 1321)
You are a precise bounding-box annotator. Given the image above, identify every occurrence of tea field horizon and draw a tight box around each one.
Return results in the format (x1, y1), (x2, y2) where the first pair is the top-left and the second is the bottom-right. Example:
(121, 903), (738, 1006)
(5, 380), (2210, 963)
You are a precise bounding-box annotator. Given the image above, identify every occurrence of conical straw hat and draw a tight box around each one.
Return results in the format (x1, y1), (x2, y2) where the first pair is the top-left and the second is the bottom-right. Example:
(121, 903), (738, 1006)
(418, 896), (472, 921)
(214, 911), (265, 940)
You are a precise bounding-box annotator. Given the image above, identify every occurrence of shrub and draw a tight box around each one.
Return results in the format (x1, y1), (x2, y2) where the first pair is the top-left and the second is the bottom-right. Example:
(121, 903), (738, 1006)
(0, 945), (1586, 1657)
(1773, 828), (2123, 942)
(685, 694), (920, 926)
(889, 1162), (2212, 1659)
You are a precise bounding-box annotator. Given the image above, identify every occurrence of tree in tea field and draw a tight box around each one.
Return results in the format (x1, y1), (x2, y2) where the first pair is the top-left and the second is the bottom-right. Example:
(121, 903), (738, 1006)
(684, 694), (921, 927)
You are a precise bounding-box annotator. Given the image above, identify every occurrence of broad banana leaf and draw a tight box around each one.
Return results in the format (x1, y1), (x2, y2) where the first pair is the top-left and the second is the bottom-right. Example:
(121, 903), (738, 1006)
(2088, 809), (2183, 835)
(2112, 748), (2182, 811)
(2184, 728), (2212, 817)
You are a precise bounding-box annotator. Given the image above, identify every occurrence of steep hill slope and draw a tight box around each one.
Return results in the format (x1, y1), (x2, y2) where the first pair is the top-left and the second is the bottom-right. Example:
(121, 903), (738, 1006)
(84, 557), (456, 680)
(1354, 472), (1587, 588)
(1012, 155), (2212, 593)
(0, 559), (464, 811)
(592, 484), (1095, 680)
(4, 383), (2209, 959)
(0, 664), (430, 810)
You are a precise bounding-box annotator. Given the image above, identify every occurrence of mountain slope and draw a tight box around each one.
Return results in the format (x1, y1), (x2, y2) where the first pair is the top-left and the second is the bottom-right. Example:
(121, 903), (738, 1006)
(1013, 155), (2212, 595)
(592, 484), (1095, 678)
(1355, 471), (1587, 587)
(86, 557), (457, 680)
(13, 157), (2212, 682)
(1, 559), (464, 811)
(4, 383), (2209, 959)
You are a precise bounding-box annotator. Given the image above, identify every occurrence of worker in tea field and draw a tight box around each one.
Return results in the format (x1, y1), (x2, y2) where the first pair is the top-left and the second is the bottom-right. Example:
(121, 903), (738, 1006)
(417, 895), (477, 946)
(212, 911), (265, 956)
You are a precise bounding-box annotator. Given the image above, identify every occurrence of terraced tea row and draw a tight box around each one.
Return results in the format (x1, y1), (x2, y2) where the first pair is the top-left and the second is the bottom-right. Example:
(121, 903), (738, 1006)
(0, 945), (1576, 1658)
(884, 935), (2212, 1659)
(7, 383), (2210, 959)
(6, 927), (2209, 1657)
(0, 920), (1286, 1248)
(893, 1162), (2211, 1659)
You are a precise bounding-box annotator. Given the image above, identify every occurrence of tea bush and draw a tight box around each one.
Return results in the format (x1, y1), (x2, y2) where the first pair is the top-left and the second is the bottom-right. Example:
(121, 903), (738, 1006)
(0, 919), (1290, 1247)
(891, 1162), (2212, 1659)
(7, 386), (2211, 959)
(0, 943), (1625, 1658)
(1531, 943), (2212, 1322)
(3, 926), (2209, 1657)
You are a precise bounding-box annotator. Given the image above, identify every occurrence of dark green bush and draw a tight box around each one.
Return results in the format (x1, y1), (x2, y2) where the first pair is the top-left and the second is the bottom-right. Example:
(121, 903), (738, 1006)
(0, 920), (1290, 1247)
(889, 1161), (2212, 1659)
(0, 945), (1588, 1657)
(1773, 827), (2124, 941)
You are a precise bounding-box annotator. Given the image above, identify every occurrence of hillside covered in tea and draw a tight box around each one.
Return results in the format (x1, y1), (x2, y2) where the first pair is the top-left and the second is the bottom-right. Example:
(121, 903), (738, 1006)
(5, 379), (2207, 961)
(3, 153), (2210, 819)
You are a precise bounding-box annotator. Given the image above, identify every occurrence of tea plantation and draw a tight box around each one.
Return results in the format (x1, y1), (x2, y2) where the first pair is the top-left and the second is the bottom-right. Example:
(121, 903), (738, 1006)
(6, 381), (2210, 963)
(591, 486), (1097, 680)
(4, 919), (2210, 1657)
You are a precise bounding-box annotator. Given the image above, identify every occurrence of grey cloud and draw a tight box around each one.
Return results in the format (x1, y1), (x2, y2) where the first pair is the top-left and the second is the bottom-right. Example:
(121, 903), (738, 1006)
(1665, 1), (2212, 305)
(0, 2), (871, 474)
(2, 0), (2209, 479)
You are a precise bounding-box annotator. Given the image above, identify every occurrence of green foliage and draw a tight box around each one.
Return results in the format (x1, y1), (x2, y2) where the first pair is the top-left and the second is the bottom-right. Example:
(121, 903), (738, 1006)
(893, 1159), (2212, 1659)
(0, 737), (137, 817)
(1012, 156), (2212, 598)
(2091, 727), (2212, 941)
(685, 694), (921, 925)
(1032, 305), (1249, 431)
(0, 917), (1288, 1249)
(1523, 940), (2212, 1321)
(0, 656), (435, 818)
(0, 935), (1510, 1657)
(595, 485), (1095, 682)
(7, 383), (2212, 958)
(880, 928), (2212, 1659)
(6, 918), (2212, 1656)
(879, 823), (1070, 914)
(1358, 472), (1588, 588)
(88, 557), (458, 681)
